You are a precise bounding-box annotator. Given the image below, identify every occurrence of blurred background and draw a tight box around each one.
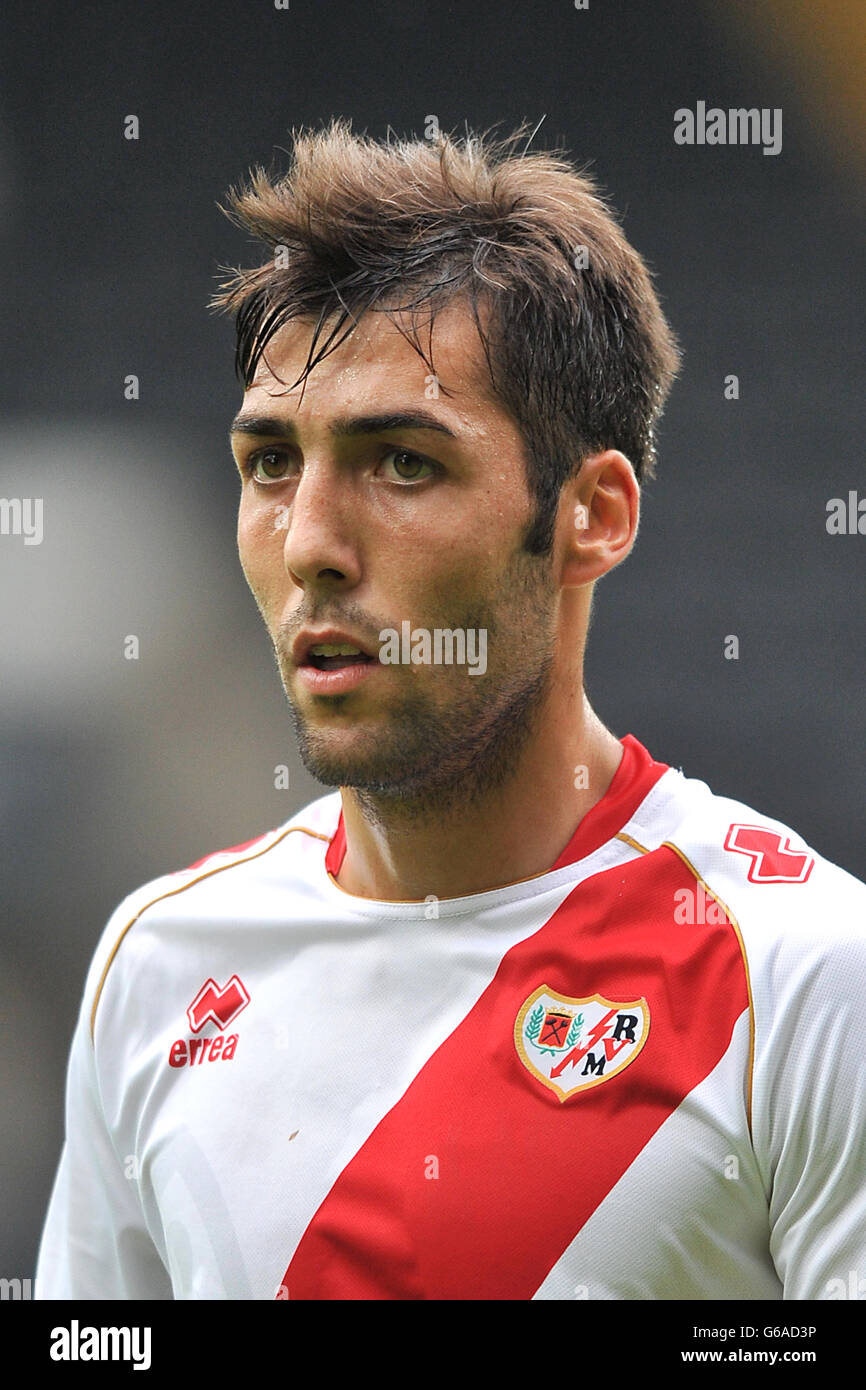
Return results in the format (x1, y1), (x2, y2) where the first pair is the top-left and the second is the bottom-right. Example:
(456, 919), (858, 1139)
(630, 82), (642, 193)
(1, 0), (864, 1281)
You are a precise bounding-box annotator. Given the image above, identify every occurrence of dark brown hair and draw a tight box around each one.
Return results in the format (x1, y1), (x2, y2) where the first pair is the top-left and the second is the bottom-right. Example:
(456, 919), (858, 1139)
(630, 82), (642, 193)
(212, 118), (680, 554)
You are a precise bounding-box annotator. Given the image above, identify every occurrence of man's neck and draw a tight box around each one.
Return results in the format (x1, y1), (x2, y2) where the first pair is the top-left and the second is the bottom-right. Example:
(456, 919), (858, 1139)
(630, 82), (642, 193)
(334, 697), (625, 902)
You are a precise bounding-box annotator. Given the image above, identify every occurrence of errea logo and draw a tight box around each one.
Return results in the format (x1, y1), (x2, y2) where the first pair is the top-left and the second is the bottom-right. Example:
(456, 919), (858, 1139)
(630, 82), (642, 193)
(168, 1034), (239, 1068)
(187, 975), (250, 1031)
(167, 976), (250, 1068)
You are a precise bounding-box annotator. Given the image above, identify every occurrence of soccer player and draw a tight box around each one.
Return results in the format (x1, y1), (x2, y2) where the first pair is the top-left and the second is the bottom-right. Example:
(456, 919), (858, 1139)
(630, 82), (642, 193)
(36, 120), (866, 1300)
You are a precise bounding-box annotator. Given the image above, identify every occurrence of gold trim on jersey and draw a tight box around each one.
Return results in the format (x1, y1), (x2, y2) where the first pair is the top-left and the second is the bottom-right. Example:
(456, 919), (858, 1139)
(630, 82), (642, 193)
(325, 827), (649, 903)
(614, 830), (650, 855)
(89, 825), (330, 1041)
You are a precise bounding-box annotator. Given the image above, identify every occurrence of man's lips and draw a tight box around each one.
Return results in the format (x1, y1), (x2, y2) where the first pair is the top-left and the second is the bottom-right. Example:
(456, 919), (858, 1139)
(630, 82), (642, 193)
(292, 628), (379, 669)
(288, 628), (385, 697)
(308, 652), (374, 670)
(295, 660), (379, 695)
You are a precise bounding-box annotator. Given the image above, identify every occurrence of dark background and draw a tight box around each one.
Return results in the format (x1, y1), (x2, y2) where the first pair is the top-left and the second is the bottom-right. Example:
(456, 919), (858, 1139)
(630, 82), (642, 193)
(1, 0), (863, 1281)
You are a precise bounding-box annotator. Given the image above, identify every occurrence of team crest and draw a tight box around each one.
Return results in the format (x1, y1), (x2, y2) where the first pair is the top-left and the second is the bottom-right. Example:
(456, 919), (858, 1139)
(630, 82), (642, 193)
(514, 985), (650, 1101)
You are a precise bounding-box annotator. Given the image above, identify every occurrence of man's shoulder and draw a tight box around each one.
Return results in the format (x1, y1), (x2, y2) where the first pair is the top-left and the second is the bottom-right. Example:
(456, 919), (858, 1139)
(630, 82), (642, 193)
(82, 790), (342, 1035)
(112, 788), (341, 919)
(178, 789), (343, 882)
(649, 762), (866, 957)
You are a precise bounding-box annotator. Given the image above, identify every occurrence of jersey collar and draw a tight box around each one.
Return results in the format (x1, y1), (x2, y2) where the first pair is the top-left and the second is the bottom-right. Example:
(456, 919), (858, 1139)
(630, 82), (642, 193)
(325, 734), (669, 882)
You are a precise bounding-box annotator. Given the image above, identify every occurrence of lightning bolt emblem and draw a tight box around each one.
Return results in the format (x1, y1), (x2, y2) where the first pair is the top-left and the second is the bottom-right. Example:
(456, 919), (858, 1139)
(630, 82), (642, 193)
(514, 987), (650, 1102)
(549, 1007), (617, 1079)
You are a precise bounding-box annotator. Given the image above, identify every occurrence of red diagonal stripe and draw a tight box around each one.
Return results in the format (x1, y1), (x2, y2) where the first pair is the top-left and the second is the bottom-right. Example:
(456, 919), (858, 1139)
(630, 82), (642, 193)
(278, 845), (749, 1300)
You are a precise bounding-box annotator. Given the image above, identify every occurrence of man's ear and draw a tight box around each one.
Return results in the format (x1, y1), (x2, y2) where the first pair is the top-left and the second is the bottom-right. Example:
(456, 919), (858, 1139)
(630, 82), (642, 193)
(557, 450), (640, 588)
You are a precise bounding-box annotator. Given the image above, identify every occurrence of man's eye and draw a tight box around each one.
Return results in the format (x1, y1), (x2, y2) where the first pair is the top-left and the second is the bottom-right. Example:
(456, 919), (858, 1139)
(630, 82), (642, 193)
(247, 449), (293, 482)
(380, 449), (434, 482)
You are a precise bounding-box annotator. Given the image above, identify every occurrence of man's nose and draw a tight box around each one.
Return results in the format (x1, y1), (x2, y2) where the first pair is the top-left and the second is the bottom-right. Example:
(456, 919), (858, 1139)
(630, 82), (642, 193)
(281, 461), (362, 590)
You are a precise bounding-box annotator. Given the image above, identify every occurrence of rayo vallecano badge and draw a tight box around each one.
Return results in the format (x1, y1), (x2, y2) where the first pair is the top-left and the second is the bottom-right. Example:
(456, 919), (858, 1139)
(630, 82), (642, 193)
(514, 985), (650, 1102)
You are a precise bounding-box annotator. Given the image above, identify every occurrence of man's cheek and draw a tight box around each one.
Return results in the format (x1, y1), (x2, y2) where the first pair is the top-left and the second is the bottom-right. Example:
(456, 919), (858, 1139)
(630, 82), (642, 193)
(238, 513), (278, 589)
(237, 543), (279, 629)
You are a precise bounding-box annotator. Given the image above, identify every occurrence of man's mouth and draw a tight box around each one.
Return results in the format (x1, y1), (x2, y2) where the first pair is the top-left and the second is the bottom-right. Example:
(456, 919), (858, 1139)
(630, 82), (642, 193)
(305, 643), (376, 671)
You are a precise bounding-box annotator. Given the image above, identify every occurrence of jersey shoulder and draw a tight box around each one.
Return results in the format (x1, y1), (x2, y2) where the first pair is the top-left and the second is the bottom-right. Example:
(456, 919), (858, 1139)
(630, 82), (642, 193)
(81, 790), (342, 1041)
(650, 765), (866, 957)
(654, 770), (866, 1288)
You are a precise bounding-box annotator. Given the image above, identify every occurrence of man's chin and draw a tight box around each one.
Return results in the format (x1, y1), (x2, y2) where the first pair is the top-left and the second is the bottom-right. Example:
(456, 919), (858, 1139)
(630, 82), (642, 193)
(291, 719), (423, 792)
(298, 750), (431, 794)
(286, 684), (436, 788)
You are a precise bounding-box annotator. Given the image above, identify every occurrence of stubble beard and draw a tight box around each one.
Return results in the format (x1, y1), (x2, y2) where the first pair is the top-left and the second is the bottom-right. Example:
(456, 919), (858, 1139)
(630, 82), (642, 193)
(279, 557), (557, 826)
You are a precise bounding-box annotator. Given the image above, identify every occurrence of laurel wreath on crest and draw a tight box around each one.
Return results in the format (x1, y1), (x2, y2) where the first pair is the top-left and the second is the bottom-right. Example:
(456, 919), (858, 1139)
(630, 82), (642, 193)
(526, 1004), (584, 1056)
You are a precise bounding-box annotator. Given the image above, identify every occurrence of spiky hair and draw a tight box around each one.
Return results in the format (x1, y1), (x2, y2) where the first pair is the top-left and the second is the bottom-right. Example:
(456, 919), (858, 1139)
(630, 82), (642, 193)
(212, 118), (680, 553)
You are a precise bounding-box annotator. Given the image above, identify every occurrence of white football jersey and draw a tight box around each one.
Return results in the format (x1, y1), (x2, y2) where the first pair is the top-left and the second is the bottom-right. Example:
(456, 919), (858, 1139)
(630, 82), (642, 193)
(34, 736), (866, 1300)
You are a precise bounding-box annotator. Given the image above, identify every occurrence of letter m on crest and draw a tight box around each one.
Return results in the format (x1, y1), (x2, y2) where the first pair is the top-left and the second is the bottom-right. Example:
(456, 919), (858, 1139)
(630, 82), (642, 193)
(187, 976), (250, 1032)
(724, 824), (814, 883)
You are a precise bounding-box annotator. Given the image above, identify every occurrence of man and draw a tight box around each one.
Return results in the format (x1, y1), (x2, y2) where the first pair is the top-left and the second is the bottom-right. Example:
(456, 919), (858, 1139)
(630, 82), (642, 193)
(36, 120), (866, 1300)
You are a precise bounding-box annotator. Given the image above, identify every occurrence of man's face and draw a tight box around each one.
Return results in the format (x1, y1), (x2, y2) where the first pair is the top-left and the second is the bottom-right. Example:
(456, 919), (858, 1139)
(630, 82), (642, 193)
(231, 300), (560, 808)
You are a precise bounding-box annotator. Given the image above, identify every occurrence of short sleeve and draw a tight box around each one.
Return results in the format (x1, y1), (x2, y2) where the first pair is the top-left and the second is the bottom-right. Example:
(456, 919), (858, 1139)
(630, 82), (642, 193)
(758, 919), (866, 1300)
(34, 958), (173, 1300)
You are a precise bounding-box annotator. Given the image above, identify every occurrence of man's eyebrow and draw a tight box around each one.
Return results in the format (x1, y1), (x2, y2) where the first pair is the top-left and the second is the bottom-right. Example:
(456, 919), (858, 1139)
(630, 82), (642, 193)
(229, 410), (458, 441)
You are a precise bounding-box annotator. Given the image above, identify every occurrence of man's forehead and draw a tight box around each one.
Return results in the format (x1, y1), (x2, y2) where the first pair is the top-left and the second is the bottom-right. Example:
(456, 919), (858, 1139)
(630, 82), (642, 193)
(245, 299), (497, 412)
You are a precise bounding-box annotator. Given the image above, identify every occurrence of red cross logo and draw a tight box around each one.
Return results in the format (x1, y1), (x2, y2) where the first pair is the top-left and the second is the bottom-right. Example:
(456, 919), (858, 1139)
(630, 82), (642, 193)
(723, 824), (814, 883)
